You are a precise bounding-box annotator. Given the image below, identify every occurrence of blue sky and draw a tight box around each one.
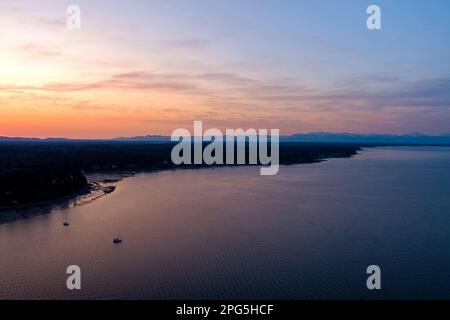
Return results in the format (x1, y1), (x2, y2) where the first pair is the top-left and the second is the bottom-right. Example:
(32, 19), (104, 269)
(0, 0), (449, 137)
(83, 0), (450, 81)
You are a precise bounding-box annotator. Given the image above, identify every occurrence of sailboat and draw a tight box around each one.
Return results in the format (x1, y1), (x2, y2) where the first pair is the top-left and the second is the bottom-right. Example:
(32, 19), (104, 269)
(113, 231), (123, 244)
(63, 212), (70, 227)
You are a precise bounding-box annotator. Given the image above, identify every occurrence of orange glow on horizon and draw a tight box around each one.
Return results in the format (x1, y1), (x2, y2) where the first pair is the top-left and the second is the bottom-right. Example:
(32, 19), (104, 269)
(1, 2), (448, 138)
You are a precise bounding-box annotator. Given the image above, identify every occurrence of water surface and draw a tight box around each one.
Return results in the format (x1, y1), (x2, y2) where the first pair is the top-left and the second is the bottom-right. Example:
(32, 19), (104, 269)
(1, 147), (450, 299)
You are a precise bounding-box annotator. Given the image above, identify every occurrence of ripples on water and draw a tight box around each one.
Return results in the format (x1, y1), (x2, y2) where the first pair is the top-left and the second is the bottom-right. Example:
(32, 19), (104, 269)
(1, 147), (450, 299)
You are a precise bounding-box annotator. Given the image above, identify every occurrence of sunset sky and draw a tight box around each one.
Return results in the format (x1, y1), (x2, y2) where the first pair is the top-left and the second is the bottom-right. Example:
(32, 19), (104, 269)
(0, 0), (449, 138)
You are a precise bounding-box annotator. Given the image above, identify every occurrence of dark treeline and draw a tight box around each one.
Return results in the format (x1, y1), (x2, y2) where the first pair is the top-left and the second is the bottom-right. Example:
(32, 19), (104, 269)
(0, 141), (361, 208)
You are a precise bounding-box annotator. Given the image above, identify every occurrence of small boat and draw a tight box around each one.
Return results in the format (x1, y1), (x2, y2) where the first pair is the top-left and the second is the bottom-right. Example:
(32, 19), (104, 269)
(104, 186), (116, 194)
(113, 231), (123, 244)
(63, 213), (70, 227)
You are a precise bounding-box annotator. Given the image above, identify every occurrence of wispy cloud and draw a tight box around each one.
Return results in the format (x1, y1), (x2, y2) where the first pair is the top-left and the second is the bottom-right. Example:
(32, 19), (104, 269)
(162, 38), (211, 48)
(15, 44), (61, 59)
(2, 69), (449, 111)
(0, 72), (199, 93)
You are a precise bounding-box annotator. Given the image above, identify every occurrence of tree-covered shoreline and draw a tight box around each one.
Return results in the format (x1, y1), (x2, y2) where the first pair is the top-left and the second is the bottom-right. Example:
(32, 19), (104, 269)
(0, 141), (361, 208)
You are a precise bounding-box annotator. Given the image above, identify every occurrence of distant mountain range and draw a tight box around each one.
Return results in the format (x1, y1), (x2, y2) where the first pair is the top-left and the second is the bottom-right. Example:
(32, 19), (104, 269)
(281, 132), (450, 145)
(0, 137), (71, 142)
(1, 133), (450, 145)
(115, 132), (450, 145)
(114, 135), (169, 142)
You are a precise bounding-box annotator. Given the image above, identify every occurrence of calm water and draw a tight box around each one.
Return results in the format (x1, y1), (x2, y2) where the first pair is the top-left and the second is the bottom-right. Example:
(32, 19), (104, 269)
(1, 147), (450, 299)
